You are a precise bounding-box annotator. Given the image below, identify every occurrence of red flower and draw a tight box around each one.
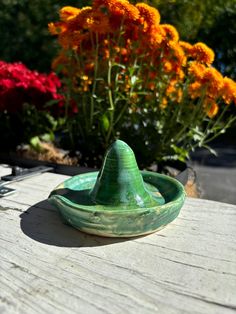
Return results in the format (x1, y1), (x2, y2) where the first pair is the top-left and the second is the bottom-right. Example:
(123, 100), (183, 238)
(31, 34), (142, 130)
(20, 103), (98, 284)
(0, 61), (63, 113)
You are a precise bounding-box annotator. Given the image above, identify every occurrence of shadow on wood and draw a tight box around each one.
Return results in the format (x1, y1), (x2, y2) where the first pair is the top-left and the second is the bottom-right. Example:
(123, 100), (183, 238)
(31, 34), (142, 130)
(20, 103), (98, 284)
(20, 200), (133, 247)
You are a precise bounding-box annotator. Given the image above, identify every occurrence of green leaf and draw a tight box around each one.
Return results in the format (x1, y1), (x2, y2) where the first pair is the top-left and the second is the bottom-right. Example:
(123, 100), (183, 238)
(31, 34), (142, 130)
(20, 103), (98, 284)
(45, 99), (60, 107)
(101, 114), (110, 132)
(29, 136), (42, 153)
(112, 63), (126, 69)
(40, 132), (54, 142)
(171, 144), (189, 162)
(128, 65), (139, 77)
(202, 145), (218, 156)
(131, 75), (137, 86)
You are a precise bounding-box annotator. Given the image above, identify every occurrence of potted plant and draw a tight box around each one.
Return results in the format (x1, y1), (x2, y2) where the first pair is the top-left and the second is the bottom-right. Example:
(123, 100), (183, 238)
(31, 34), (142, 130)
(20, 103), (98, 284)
(47, 0), (236, 173)
(0, 60), (71, 168)
(0, 60), (63, 149)
(1, 0), (235, 191)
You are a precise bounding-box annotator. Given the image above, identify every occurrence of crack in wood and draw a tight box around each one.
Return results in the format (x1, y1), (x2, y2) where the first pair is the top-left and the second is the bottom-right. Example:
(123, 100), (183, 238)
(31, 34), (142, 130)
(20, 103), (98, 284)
(0, 205), (24, 213)
(172, 289), (236, 311)
(134, 240), (236, 265)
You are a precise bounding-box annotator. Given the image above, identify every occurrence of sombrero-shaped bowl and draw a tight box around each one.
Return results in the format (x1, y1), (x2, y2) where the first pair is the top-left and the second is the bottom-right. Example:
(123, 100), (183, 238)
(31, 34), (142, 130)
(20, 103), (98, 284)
(49, 170), (185, 237)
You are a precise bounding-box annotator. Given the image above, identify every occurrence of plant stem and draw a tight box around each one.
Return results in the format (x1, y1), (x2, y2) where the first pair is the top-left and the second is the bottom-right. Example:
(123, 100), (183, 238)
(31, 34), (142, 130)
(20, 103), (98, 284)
(113, 102), (129, 126)
(107, 60), (114, 111)
(204, 115), (236, 144)
(90, 32), (99, 127)
(105, 58), (115, 145)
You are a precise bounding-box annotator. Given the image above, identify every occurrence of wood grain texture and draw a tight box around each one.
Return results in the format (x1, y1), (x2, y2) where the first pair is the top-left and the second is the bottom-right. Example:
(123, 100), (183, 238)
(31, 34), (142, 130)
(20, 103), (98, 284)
(0, 165), (236, 314)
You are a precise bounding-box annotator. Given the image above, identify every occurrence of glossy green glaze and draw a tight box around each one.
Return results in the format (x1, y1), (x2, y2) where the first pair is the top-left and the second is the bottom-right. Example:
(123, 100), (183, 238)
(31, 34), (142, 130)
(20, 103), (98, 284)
(90, 140), (162, 208)
(49, 140), (186, 237)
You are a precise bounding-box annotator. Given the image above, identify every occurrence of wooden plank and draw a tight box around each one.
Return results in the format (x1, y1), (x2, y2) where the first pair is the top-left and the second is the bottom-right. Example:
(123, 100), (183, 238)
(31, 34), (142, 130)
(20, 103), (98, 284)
(0, 165), (69, 211)
(0, 165), (236, 314)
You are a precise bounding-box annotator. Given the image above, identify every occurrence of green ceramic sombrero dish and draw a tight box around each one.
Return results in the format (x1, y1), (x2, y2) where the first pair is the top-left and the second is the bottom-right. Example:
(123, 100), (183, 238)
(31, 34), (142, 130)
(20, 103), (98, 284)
(49, 140), (186, 237)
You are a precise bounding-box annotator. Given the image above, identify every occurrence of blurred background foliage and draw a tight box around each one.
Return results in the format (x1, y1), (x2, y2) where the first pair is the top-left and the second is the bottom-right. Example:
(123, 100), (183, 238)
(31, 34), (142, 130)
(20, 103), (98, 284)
(156, 0), (236, 79)
(0, 0), (235, 77)
(0, 0), (88, 72)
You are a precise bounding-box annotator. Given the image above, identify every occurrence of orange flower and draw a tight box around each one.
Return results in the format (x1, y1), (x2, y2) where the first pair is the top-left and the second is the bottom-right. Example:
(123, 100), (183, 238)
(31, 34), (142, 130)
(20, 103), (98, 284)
(88, 11), (110, 33)
(58, 31), (82, 50)
(204, 98), (219, 118)
(165, 80), (183, 103)
(176, 69), (185, 80)
(81, 77), (93, 92)
(136, 3), (160, 31)
(221, 77), (236, 105)
(166, 83), (176, 95)
(160, 97), (168, 109)
(188, 61), (206, 80)
(148, 25), (165, 47)
(202, 67), (223, 98)
(49, 0), (236, 120)
(163, 61), (172, 73)
(179, 41), (193, 54)
(73, 7), (93, 29)
(94, 0), (139, 25)
(176, 89), (183, 103)
(113, 1), (139, 20)
(161, 24), (179, 42)
(189, 81), (202, 99)
(191, 42), (215, 65)
(48, 22), (67, 35)
(57, 32), (72, 49)
(59, 6), (81, 22)
(168, 41), (186, 65)
(103, 48), (110, 59)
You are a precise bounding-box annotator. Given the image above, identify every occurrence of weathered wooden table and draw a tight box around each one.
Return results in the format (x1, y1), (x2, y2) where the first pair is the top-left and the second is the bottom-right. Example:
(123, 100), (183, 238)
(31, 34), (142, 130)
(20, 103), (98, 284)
(0, 165), (236, 314)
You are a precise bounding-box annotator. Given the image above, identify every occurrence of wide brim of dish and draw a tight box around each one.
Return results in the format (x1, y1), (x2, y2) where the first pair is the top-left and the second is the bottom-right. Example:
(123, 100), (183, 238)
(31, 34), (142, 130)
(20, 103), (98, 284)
(48, 171), (186, 237)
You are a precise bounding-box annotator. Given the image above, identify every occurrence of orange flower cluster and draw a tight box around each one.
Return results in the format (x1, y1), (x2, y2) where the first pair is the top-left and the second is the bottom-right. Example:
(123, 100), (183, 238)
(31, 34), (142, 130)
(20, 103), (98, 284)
(49, 0), (236, 118)
(222, 77), (236, 105)
(136, 3), (160, 31)
(191, 43), (215, 65)
(188, 61), (236, 116)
